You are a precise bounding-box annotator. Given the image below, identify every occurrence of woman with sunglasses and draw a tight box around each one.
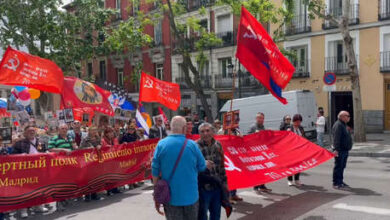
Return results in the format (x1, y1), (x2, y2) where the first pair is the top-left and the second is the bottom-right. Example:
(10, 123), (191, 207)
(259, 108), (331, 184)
(280, 115), (292, 131)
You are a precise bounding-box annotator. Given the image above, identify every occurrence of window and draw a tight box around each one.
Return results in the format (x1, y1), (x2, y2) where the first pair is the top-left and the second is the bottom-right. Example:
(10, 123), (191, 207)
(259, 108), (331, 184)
(290, 46), (308, 75)
(178, 64), (184, 78)
(154, 20), (163, 46)
(99, 60), (106, 81)
(156, 64), (163, 80)
(117, 68), (124, 87)
(116, 0), (121, 19)
(197, 61), (209, 76)
(98, 31), (105, 45)
(217, 14), (231, 34)
(219, 57), (232, 78)
(87, 62), (93, 77)
(133, 0), (140, 14)
(199, 19), (208, 31)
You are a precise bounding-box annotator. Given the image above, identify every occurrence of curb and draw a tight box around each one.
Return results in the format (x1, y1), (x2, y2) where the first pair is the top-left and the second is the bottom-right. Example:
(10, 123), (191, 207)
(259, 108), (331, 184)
(349, 152), (390, 158)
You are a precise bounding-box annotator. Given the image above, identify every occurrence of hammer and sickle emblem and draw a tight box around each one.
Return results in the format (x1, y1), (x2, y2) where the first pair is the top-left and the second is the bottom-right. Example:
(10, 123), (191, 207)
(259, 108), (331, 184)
(3, 55), (20, 71)
(224, 155), (242, 172)
(144, 79), (153, 88)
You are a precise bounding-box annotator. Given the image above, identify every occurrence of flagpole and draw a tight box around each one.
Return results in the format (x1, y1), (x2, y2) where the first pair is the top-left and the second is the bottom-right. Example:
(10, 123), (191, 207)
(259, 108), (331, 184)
(228, 59), (238, 135)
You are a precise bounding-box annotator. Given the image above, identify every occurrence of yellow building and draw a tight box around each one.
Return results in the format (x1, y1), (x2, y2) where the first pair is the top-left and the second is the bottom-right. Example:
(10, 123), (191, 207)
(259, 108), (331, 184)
(271, 0), (390, 132)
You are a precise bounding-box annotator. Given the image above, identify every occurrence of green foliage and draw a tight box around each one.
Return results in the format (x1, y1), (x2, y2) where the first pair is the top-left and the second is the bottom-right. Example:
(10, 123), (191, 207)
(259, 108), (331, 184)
(0, 0), (116, 75)
(104, 16), (153, 53)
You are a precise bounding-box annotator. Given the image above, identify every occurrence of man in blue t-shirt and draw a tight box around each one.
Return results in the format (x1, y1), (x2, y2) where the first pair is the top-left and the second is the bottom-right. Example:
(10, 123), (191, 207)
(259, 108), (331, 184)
(152, 116), (212, 220)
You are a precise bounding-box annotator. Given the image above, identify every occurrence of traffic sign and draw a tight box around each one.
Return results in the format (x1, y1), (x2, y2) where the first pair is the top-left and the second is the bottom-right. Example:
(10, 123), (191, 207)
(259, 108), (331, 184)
(323, 72), (336, 85)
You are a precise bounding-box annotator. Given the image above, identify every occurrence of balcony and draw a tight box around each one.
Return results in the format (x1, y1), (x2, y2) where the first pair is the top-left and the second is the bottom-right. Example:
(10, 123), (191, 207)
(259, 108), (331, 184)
(285, 14), (311, 36)
(322, 4), (359, 29)
(200, 75), (212, 88)
(175, 76), (211, 89)
(325, 56), (358, 75)
(380, 51), (390, 72)
(239, 73), (260, 88)
(216, 31), (237, 47)
(379, 0), (390, 20)
(175, 77), (189, 89)
(214, 74), (233, 88)
(291, 59), (310, 78)
(183, 0), (215, 12)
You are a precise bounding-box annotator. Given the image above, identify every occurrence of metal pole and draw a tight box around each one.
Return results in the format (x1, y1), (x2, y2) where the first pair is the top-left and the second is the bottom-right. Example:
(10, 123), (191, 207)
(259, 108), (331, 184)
(238, 63), (242, 98)
(328, 91), (333, 146)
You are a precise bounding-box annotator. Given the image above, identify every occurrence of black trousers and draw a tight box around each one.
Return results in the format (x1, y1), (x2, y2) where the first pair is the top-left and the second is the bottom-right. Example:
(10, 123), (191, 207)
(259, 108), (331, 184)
(288, 173), (300, 181)
(333, 151), (349, 185)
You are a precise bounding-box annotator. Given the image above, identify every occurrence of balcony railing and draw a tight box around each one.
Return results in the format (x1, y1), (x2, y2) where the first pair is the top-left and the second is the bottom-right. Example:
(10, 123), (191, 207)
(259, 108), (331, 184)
(214, 74), (233, 88)
(239, 73), (260, 88)
(291, 59), (310, 78)
(175, 76), (212, 89)
(183, 0), (215, 12)
(379, 0), (390, 20)
(380, 51), (390, 72)
(175, 77), (189, 89)
(322, 4), (359, 29)
(285, 14), (311, 36)
(216, 31), (236, 47)
(199, 75), (212, 88)
(325, 56), (358, 75)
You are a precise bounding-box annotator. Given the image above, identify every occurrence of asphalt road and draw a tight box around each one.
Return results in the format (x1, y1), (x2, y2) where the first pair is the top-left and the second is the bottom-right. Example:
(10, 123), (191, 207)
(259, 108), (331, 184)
(18, 156), (390, 220)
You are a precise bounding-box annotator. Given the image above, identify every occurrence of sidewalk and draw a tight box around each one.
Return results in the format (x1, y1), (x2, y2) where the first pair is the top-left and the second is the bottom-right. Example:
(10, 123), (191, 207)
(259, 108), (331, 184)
(322, 133), (390, 158)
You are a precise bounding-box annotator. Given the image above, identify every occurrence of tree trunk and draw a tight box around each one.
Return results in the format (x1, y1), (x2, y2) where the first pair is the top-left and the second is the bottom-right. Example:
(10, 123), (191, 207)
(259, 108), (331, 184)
(340, 0), (366, 142)
(166, 0), (214, 122)
(181, 56), (213, 122)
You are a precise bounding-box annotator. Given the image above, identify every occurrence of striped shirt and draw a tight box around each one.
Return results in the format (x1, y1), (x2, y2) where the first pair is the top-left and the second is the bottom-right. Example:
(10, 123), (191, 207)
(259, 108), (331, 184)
(48, 135), (74, 150)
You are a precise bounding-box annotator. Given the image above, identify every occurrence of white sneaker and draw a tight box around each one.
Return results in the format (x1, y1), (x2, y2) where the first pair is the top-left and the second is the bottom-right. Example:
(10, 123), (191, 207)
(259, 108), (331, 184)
(20, 208), (28, 218)
(34, 205), (49, 213)
(295, 180), (302, 186)
(287, 181), (294, 186)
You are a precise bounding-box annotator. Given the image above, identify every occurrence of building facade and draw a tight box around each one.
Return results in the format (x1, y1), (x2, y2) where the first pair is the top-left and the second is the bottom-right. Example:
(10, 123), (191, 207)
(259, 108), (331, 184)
(277, 0), (390, 132)
(82, 0), (172, 115)
(171, 2), (267, 118)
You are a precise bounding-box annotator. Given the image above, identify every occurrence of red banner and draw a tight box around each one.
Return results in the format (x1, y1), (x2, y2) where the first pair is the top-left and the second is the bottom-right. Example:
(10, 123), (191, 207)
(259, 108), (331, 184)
(213, 131), (334, 190)
(236, 7), (295, 104)
(61, 77), (114, 116)
(139, 72), (181, 110)
(0, 131), (333, 212)
(0, 46), (64, 93)
(0, 140), (157, 212)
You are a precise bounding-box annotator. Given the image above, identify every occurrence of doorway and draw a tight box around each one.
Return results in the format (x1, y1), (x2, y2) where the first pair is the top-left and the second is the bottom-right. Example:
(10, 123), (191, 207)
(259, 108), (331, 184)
(385, 80), (390, 130)
(331, 91), (354, 128)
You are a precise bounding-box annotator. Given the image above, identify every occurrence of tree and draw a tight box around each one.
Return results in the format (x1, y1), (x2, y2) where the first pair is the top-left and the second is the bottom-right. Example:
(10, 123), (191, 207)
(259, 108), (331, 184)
(305, 0), (366, 142)
(0, 0), (115, 111)
(107, 0), (290, 122)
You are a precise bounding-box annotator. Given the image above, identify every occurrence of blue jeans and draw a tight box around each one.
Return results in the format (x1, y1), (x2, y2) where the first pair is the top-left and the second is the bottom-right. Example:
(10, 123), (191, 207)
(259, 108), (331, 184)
(317, 132), (324, 147)
(0, 213), (4, 220)
(333, 151), (349, 186)
(199, 188), (222, 220)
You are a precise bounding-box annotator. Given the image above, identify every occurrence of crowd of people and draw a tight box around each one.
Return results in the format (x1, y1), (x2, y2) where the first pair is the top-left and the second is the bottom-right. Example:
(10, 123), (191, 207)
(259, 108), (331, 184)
(0, 108), (353, 220)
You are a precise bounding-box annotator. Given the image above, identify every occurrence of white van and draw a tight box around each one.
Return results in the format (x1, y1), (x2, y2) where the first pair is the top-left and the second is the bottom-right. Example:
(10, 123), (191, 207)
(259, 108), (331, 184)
(219, 90), (318, 139)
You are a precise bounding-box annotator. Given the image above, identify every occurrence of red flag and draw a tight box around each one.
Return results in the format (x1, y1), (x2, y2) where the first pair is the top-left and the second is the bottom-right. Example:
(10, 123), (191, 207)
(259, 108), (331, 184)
(139, 72), (181, 111)
(158, 106), (168, 123)
(188, 131), (334, 190)
(61, 77), (114, 116)
(0, 46), (63, 93)
(236, 7), (295, 104)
